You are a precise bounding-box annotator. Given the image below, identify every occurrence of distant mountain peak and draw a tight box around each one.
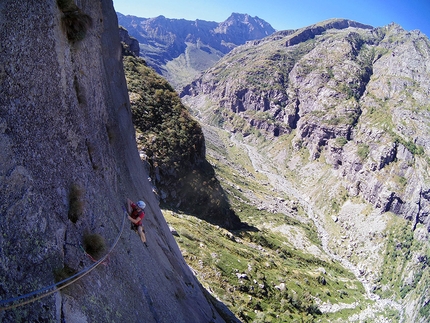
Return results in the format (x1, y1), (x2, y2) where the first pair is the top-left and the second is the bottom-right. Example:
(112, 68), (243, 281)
(216, 12), (275, 35)
(225, 12), (251, 21)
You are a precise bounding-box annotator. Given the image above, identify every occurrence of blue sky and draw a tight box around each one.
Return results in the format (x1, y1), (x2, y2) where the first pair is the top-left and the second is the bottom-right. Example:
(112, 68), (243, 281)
(113, 0), (430, 37)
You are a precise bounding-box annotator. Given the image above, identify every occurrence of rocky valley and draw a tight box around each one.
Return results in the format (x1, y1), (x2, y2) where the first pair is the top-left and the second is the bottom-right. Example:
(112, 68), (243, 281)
(182, 18), (430, 231)
(118, 12), (430, 322)
(1, 1), (429, 322)
(179, 18), (430, 322)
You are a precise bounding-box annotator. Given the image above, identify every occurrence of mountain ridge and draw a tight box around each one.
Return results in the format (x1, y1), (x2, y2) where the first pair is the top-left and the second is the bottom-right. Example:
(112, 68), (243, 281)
(181, 19), (430, 322)
(182, 21), (430, 228)
(117, 12), (275, 88)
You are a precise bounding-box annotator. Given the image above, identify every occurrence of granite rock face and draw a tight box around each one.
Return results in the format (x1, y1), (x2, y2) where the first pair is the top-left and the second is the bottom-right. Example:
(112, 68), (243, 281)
(0, 1), (235, 322)
(182, 19), (430, 231)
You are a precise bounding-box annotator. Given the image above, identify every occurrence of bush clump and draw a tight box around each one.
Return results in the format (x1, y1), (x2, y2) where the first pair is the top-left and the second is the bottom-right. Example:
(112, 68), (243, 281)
(357, 143), (370, 161)
(83, 233), (106, 260)
(68, 183), (84, 223)
(54, 264), (77, 287)
(57, 0), (93, 42)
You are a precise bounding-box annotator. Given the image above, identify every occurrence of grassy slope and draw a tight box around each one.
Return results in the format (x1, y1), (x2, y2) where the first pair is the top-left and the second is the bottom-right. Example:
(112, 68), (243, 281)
(164, 124), (430, 323)
(163, 127), (372, 323)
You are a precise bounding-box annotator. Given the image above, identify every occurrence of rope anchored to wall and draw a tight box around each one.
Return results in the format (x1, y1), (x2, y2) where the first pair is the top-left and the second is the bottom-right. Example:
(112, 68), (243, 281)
(0, 211), (126, 312)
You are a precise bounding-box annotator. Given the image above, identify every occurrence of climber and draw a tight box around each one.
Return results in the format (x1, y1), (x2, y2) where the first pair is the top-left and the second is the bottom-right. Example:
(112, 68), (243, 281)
(126, 198), (147, 246)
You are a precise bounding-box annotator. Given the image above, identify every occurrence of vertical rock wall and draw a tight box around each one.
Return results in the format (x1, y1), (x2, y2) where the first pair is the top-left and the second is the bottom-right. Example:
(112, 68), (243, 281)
(0, 1), (231, 322)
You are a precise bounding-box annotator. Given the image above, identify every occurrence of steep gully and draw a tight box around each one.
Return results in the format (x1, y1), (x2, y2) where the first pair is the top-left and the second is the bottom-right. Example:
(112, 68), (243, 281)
(229, 133), (404, 317)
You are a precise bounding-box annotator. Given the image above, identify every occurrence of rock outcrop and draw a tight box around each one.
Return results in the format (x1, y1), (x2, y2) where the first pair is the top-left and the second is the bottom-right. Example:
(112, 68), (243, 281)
(182, 19), (430, 231)
(119, 26), (140, 56)
(121, 42), (241, 229)
(0, 1), (236, 322)
(284, 19), (373, 47)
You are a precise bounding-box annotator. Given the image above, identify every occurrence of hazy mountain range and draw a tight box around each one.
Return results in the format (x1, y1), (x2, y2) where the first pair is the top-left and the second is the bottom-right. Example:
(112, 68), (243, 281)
(117, 12), (276, 88)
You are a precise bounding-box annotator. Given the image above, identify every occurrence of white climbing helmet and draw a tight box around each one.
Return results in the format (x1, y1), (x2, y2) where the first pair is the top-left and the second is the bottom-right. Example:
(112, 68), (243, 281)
(137, 200), (146, 209)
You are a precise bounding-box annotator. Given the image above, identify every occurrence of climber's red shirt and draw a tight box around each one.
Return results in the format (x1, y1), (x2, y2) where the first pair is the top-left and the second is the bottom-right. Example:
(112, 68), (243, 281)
(131, 203), (145, 226)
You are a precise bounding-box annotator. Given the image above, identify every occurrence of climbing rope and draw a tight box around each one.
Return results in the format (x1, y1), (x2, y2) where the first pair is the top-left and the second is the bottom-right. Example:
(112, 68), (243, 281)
(0, 210), (126, 312)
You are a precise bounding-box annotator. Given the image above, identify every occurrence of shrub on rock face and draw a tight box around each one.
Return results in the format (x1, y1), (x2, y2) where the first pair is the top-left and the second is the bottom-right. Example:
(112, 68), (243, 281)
(57, 0), (93, 43)
(68, 183), (84, 223)
(357, 144), (369, 161)
(83, 233), (106, 260)
(54, 264), (77, 287)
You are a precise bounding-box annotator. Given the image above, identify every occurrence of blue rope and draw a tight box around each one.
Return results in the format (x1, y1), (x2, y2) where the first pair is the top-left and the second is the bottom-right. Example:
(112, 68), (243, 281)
(0, 210), (126, 311)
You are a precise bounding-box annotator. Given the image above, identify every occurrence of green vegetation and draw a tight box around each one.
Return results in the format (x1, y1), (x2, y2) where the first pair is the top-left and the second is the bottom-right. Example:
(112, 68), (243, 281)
(123, 53), (238, 227)
(329, 187), (349, 215)
(165, 209), (365, 323)
(364, 95), (395, 129)
(420, 301), (430, 320)
(377, 220), (414, 298)
(393, 175), (408, 192)
(68, 183), (84, 223)
(376, 219), (430, 322)
(357, 144), (370, 161)
(83, 233), (106, 260)
(335, 136), (348, 147)
(57, 0), (93, 43)
(54, 264), (77, 287)
(391, 132), (425, 156)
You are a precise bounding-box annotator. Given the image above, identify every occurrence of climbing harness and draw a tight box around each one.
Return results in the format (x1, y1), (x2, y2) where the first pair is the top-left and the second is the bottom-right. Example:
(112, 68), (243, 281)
(0, 211), (126, 312)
